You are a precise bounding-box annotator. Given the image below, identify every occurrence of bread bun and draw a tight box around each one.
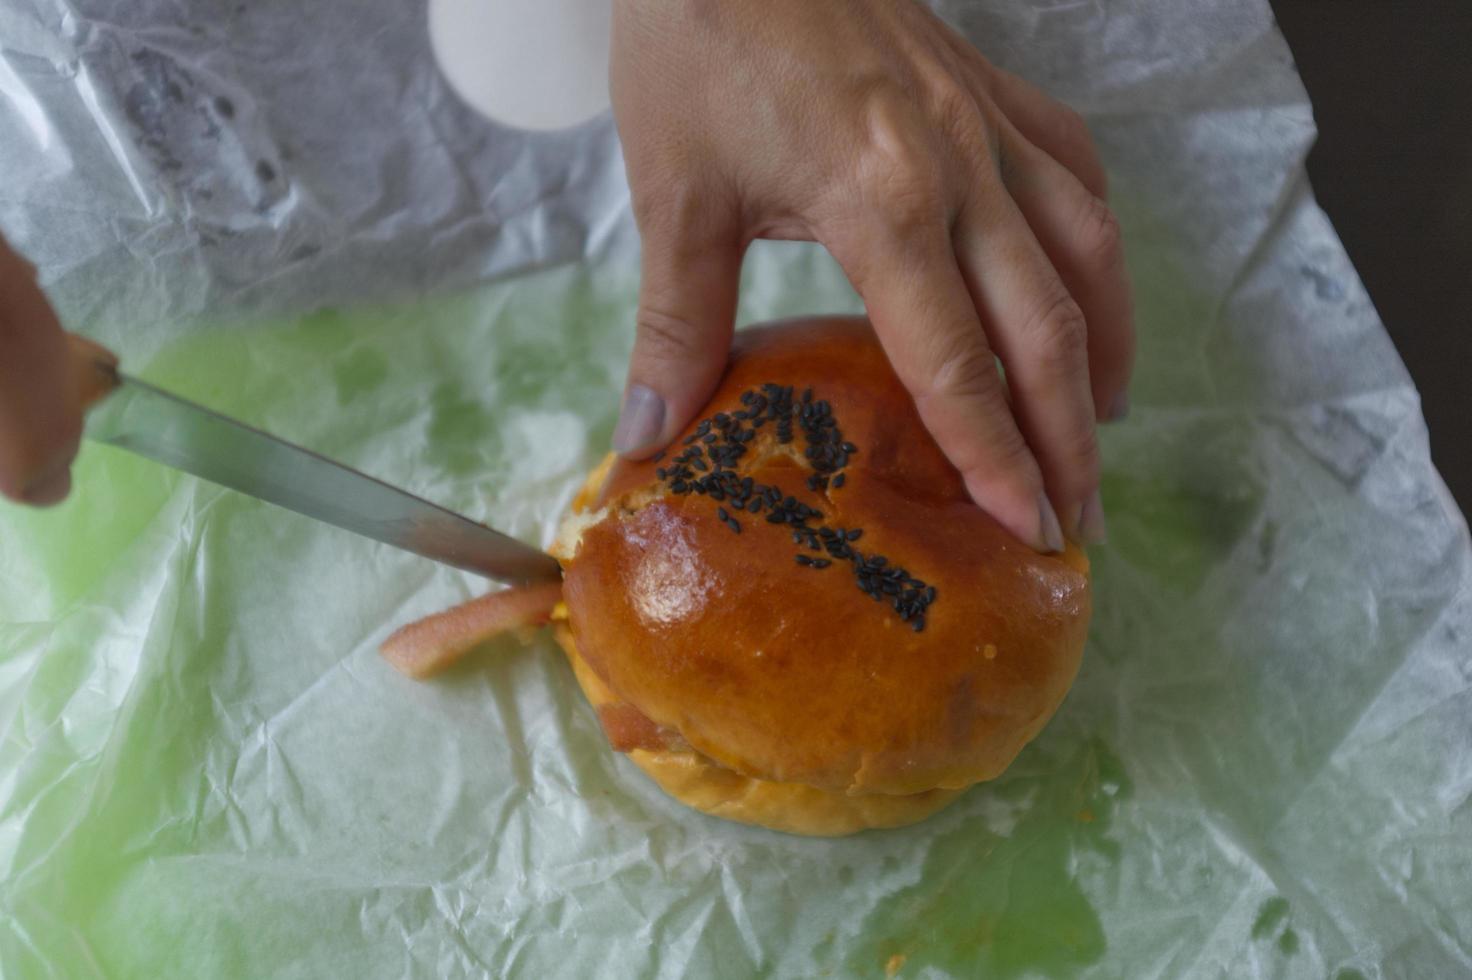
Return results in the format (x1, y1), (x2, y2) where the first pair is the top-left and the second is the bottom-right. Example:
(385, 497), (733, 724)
(554, 317), (1090, 833)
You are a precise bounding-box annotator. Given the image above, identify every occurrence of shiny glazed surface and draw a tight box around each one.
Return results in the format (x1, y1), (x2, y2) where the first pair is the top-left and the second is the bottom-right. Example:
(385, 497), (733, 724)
(563, 318), (1091, 796)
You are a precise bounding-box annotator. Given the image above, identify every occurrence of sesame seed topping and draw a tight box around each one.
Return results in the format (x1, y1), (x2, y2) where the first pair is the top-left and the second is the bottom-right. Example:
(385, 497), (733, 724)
(651, 382), (937, 629)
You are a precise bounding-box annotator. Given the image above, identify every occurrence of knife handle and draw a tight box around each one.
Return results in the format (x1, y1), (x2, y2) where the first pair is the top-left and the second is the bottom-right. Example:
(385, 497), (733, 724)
(66, 332), (121, 414)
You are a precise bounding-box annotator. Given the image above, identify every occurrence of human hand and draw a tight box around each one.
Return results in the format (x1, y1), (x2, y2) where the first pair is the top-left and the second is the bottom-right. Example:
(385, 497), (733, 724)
(0, 237), (81, 506)
(607, 0), (1133, 551)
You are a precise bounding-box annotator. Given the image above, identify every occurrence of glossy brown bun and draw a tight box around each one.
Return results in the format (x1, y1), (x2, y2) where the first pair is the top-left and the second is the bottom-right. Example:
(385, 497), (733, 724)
(554, 317), (1091, 833)
(554, 622), (963, 836)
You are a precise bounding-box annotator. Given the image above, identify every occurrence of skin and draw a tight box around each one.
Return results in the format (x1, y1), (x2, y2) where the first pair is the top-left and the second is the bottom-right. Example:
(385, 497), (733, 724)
(610, 0), (1133, 550)
(2, 0), (1133, 551)
(0, 238), (79, 507)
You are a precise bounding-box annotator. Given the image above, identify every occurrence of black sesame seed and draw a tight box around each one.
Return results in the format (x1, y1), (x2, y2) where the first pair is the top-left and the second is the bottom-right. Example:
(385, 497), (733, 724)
(842, 442), (857, 454)
(832, 473), (845, 489)
(717, 507), (729, 521)
(846, 528), (862, 541)
(796, 554), (812, 565)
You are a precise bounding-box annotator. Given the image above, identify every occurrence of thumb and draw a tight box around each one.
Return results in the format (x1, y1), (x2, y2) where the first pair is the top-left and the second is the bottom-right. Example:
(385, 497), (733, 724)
(613, 227), (743, 458)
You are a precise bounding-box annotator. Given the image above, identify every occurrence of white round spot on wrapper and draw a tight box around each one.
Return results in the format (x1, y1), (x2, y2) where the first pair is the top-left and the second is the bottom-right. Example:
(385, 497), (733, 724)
(428, 0), (612, 131)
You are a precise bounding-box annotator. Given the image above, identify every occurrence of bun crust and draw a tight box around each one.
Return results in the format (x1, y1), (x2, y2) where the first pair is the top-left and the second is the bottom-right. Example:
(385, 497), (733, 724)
(558, 317), (1090, 808)
(556, 624), (960, 836)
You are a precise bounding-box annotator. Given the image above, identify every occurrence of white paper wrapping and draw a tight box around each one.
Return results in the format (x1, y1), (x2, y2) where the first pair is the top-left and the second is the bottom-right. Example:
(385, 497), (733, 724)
(1, 1), (1468, 977)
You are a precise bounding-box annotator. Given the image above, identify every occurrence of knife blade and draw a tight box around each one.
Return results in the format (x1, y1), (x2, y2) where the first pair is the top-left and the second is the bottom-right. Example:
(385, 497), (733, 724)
(83, 369), (563, 586)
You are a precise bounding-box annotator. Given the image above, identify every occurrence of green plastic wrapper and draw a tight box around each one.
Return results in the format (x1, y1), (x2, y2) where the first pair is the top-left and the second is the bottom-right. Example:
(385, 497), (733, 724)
(2, 0), (1469, 977)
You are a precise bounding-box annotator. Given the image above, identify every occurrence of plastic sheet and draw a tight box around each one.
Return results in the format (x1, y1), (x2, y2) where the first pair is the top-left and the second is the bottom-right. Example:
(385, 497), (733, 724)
(1, 0), (1468, 976)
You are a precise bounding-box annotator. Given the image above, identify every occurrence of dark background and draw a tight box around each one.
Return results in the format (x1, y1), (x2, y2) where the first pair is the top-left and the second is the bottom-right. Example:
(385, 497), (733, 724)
(1270, 1), (1472, 512)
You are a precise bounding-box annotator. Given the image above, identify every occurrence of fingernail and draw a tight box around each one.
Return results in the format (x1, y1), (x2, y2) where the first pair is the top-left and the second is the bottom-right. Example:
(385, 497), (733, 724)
(1038, 492), (1065, 553)
(1078, 488), (1107, 545)
(612, 383), (666, 455)
(22, 467), (71, 507)
(1105, 390), (1130, 422)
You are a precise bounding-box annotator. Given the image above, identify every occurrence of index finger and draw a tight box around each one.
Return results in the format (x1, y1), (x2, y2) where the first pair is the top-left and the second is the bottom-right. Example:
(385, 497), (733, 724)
(827, 224), (1064, 554)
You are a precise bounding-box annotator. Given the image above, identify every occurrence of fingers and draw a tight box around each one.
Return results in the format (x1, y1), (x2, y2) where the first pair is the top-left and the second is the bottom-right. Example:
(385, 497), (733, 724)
(951, 186), (1104, 544)
(827, 220), (1063, 553)
(924, 14), (1108, 201)
(0, 241), (80, 506)
(614, 218), (744, 458)
(983, 67), (1107, 201)
(998, 129), (1134, 422)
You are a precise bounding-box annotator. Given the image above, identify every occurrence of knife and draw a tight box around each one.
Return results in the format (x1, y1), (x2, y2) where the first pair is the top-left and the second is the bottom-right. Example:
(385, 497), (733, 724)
(66, 334), (563, 586)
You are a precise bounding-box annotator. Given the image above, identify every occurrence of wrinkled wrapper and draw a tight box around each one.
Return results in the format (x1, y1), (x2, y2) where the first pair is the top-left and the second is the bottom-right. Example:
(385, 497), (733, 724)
(2, 1), (1469, 977)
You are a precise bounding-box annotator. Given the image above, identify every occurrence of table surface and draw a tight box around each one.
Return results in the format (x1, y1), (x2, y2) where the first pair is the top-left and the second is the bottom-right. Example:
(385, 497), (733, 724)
(1270, 0), (1472, 514)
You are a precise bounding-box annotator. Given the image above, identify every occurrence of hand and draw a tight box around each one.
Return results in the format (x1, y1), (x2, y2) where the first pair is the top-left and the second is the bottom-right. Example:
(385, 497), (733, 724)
(0, 236), (81, 506)
(607, 0), (1133, 551)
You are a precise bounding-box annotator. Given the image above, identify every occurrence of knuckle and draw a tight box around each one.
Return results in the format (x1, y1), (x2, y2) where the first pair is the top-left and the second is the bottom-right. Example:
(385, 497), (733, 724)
(1026, 292), (1089, 372)
(853, 90), (945, 237)
(631, 172), (737, 253)
(632, 177), (701, 236)
(924, 334), (1002, 406)
(868, 164), (943, 239)
(1078, 195), (1124, 270)
(925, 72), (981, 134)
(979, 421), (1036, 476)
(634, 305), (710, 364)
(1059, 421), (1101, 474)
(924, 334), (995, 400)
(909, 333), (1037, 480)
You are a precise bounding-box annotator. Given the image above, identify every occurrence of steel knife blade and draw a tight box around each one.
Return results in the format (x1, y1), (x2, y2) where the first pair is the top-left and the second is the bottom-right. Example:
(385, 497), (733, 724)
(84, 371), (563, 586)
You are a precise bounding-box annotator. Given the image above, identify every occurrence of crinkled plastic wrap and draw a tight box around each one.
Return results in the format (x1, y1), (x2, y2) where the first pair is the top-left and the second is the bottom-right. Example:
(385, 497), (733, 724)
(2, 0), (1469, 977)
